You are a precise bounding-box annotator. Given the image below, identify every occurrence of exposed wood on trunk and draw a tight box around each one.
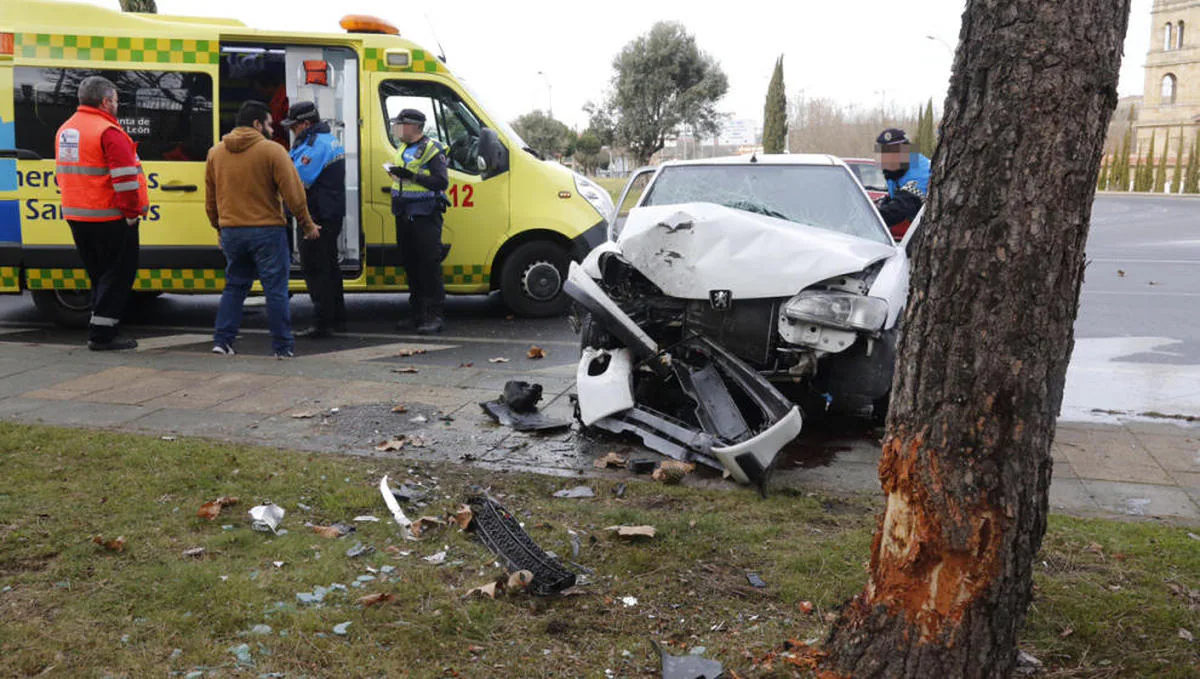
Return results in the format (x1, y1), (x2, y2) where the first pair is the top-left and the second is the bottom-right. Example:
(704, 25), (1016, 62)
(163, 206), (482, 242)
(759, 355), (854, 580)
(823, 0), (1130, 676)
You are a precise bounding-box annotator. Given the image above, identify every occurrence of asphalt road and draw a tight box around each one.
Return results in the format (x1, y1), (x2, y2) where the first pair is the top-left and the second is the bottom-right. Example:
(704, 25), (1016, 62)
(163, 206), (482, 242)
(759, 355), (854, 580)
(0, 194), (1195, 364)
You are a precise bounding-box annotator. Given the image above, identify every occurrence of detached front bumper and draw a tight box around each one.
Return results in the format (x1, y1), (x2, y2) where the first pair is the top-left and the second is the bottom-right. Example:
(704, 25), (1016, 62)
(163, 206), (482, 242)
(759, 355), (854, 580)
(566, 262), (803, 493)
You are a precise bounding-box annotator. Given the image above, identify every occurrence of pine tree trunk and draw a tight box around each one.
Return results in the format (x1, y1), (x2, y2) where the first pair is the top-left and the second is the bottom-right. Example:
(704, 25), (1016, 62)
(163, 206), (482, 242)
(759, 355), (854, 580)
(823, 0), (1128, 676)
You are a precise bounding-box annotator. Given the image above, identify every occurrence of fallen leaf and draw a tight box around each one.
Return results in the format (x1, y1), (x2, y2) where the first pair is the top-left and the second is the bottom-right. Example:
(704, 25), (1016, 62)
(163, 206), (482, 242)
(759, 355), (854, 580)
(799, 601), (814, 614)
(312, 525), (342, 539)
(384, 545), (403, 555)
(409, 516), (447, 539)
(395, 348), (427, 357)
(593, 452), (628, 469)
(291, 411), (317, 419)
(1180, 628), (1195, 642)
(527, 346), (546, 360)
(357, 592), (395, 607)
(1117, 269), (1126, 277)
(652, 460), (695, 484)
(465, 579), (505, 599)
(450, 504), (474, 531)
(376, 435), (428, 452)
(1058, 626), (1074, 638)
(392, 366), (420, 374)
(197, 496), (239, 521)
(488, 357), (510, 363)
(507, 570), (534, 592)
(182, 547), (206, 558)
(391, 404), (408, 413)
(467, 645), (486, 653)
(1149, 281), (1159, 286)
(92, 535), (126, 552)
(605, 525), (656, 539)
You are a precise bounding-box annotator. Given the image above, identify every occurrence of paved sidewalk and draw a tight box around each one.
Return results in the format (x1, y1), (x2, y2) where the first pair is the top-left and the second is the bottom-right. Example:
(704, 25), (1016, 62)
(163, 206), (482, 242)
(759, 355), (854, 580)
(0, 337), (1197, 523)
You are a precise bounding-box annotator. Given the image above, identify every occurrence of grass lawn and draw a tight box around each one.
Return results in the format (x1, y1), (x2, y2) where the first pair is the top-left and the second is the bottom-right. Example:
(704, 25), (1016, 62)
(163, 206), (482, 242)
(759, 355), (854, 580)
(594, 177), (627, 203)
(1, 423), (1197, 677)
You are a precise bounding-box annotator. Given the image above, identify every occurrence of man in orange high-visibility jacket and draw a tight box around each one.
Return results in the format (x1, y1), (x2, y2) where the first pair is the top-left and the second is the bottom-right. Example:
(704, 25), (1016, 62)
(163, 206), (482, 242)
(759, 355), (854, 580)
(55, 76), (149, 351)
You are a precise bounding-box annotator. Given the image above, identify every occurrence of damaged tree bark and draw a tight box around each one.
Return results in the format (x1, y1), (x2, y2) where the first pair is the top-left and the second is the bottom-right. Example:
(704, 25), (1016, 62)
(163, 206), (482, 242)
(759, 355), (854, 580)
(824, 1), (1129, 677)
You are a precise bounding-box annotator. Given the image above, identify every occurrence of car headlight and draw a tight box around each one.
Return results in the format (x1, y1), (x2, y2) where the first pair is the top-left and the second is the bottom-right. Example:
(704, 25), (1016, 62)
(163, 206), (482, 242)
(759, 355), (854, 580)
(575, 173), (615, 224)
(782, 291), (888, 332)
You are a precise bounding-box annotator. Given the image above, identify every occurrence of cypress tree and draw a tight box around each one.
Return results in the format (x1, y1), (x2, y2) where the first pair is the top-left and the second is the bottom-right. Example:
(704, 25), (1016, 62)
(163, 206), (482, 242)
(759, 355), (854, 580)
(1171, 127), (1185, 193)
(1185, 130), (1200, 194)
(761, 56), (787, 154)
(1137, 131), (1156, 192)
(1154, 130), (1169, 193)
(1098, 156), (1109, 191)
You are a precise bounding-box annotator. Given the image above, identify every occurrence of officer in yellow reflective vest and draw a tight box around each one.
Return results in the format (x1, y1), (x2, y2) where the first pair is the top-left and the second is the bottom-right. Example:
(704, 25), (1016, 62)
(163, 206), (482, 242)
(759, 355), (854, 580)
(386, 109), (449, 335)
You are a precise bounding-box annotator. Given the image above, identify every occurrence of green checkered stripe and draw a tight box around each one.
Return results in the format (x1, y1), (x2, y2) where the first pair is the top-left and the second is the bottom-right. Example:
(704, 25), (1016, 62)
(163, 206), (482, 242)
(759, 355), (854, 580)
(26, 268), (89, 290)
(364, 265), (489, 287)
(133, 268), (224, 291)
(362, 47), (443, 73)
(26, 268), (225, 291)
(15, 34), (219, 65)
(0, 267), (19, 292)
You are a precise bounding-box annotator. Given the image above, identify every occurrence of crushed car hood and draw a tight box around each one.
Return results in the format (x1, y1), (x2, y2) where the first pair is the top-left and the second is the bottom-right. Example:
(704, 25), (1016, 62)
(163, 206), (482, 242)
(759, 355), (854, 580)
(615, 203), (898, 300)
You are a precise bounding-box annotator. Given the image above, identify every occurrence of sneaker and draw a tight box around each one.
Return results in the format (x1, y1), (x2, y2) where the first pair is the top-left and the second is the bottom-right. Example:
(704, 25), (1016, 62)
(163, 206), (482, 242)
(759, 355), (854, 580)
(211, 343), (235, 356)
(88, 337), (138, 351)
(274, 349), (295, 360)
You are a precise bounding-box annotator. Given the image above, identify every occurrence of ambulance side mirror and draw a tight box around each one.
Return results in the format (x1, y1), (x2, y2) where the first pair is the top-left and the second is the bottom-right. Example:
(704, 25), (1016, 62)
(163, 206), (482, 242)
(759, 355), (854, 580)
(479, 128), (508, 178)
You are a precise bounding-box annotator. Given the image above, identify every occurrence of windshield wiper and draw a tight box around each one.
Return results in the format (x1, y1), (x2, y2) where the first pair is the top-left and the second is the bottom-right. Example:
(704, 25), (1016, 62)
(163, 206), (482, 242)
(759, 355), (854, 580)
(523, 146), (545, 160)
(724, 200), (789, 221)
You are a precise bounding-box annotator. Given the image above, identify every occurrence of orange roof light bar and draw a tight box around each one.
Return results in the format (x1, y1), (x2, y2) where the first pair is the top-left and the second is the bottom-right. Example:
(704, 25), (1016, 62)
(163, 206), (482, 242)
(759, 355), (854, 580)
(339, 15), (399, 35)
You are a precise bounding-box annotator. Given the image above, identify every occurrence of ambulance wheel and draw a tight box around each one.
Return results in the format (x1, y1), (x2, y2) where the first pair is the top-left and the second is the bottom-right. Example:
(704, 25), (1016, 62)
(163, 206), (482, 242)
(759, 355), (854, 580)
(499, 241), (570, 317)
(32, 290), (91, 328)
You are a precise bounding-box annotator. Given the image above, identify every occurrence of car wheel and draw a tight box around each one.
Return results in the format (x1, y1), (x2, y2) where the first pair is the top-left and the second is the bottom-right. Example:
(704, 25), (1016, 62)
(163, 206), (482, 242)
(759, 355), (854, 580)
(32, 289), (91, 328)
(499, 241), (570, 318)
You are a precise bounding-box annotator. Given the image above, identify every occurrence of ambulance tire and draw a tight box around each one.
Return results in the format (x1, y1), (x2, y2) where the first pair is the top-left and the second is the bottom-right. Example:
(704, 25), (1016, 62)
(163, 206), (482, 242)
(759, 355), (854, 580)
(32, 290), (91, 328)
(499, 241), (570, 318)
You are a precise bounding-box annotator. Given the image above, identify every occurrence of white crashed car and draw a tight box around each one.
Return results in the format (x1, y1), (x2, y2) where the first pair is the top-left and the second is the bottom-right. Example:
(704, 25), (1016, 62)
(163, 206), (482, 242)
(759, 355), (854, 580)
(566, 154), (919, 492)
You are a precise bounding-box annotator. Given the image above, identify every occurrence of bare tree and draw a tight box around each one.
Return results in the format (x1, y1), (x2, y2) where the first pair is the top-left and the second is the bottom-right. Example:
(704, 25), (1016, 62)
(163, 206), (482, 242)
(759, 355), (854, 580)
(119, 0), (157, 12)
(822, 0), (1130, 676)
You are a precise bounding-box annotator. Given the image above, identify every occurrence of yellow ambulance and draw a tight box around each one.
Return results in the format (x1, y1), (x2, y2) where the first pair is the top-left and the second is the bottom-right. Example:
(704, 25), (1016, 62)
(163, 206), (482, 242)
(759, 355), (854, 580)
(0, 1), (613, 324)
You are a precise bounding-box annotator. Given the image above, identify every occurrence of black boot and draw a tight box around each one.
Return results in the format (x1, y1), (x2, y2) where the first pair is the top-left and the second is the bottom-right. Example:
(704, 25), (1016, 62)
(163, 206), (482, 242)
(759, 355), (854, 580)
(298, 326), (335, 339)
(416, 317), (444, 335)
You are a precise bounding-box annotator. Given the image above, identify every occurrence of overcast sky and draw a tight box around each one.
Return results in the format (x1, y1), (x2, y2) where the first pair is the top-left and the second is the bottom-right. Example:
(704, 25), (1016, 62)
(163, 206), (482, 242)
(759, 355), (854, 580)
(74, 0), (1154, 131)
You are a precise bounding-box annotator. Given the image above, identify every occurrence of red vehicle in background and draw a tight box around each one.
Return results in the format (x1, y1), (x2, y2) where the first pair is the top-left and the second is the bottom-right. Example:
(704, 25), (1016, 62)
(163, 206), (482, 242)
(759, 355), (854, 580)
(841, 158), (888, 201)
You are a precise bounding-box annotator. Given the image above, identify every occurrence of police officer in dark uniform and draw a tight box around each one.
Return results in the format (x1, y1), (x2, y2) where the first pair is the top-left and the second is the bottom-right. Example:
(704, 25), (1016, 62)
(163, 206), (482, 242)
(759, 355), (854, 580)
(387, 109), (449, 335)
(282, 101), (347, 338)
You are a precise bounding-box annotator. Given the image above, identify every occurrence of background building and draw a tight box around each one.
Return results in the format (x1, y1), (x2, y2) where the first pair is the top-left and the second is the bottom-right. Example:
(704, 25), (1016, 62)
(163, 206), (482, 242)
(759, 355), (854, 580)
(1135, 0), (1200, 159)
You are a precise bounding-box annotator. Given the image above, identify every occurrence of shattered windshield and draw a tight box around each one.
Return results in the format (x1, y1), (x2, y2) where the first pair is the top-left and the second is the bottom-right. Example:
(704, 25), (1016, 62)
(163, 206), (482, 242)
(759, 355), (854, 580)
(640, 165), (891, 245)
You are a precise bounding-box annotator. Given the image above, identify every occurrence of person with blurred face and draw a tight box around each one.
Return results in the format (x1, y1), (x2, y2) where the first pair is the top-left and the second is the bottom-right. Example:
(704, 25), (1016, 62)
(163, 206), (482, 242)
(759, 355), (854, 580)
(874, 128), (930, 240)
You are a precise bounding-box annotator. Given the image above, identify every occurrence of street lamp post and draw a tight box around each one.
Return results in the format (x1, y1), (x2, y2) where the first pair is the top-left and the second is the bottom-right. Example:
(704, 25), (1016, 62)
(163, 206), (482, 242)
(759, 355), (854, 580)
(537, 71), (553, 119)
(925, 35), (954, 54)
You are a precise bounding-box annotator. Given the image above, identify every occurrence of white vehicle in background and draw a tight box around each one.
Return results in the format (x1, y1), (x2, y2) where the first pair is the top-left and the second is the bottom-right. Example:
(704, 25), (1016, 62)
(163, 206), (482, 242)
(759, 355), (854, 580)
(566, 154), (919, 492)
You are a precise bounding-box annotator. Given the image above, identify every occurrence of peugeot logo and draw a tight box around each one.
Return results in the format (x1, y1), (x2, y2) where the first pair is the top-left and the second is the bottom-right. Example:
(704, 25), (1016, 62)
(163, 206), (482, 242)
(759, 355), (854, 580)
(710, 290), (732, 310)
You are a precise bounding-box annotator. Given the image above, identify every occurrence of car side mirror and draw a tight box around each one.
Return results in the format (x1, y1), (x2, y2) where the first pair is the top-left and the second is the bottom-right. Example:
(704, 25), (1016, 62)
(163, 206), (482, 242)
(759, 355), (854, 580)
(478, 128), (509, 178)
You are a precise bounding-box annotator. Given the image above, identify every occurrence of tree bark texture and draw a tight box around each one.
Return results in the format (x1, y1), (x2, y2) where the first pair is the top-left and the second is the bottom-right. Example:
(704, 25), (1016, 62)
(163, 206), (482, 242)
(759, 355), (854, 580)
(825, 1), (1129, 677)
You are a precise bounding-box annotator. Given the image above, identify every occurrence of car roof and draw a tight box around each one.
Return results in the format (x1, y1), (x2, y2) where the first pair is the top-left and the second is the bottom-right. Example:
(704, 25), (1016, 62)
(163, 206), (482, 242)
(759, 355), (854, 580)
(659, 153), (842, 168)
(840, 158), (877, 164)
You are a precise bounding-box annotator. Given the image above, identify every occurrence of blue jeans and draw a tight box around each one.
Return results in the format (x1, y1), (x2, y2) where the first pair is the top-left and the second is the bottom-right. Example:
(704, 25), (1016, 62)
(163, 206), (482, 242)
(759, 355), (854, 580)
(213, 227), (293, 353)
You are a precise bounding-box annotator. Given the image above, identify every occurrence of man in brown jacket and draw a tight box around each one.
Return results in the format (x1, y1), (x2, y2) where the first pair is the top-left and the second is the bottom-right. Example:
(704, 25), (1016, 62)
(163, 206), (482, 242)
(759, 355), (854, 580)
(205, 101), (320, 358)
